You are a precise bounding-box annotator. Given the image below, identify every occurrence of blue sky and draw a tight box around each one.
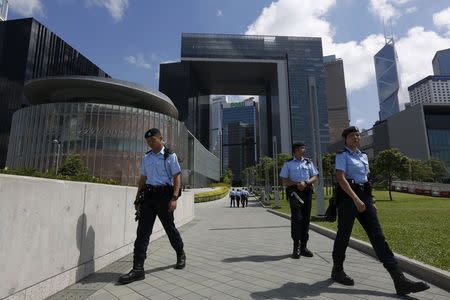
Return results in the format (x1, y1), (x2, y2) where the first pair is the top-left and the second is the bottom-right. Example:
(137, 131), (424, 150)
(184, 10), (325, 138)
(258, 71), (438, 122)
(8, 0), (450, 130)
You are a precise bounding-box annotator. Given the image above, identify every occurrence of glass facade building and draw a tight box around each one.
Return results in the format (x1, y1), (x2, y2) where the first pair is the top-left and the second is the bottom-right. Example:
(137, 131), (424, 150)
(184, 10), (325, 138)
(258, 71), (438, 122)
(425, 112), (450, 178)
(6, 77), (220, 186)
(374, 40), (400, 121)
(222, 103), (256, 184)
(433, 48), (450, 76)
(0, 18), (109, 167)
(160, 33), (329, 158)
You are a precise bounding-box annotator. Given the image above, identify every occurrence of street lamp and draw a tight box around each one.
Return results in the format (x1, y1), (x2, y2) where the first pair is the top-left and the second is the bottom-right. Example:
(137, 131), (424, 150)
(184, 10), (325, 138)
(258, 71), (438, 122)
(53, 139), (61, 175)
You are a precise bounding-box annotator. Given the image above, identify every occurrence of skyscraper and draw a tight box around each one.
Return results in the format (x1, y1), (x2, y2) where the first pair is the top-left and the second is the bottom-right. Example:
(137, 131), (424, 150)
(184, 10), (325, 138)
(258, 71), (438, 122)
(324, 55), (350, 143)
(0, 18), (109, 167)
(222, 99), (257, 184)
(433, 48), (450, 76)
(209, 95), (227, 163)
(374, 37), (401, 121)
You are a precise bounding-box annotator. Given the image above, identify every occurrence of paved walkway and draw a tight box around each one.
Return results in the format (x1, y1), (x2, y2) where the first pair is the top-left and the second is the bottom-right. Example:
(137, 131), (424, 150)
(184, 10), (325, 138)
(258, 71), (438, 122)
(48, 196), (448, 300)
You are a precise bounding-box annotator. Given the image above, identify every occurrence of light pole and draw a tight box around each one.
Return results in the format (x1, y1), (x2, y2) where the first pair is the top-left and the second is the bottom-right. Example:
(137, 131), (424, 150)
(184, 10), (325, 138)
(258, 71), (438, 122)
(53, 139), (61, 175)
(273, 136), (281, 208)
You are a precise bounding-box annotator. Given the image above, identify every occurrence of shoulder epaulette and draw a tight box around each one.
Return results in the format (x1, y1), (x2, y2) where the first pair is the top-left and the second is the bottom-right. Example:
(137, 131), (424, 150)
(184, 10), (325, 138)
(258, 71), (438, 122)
(336, 148), (347, 154)
(287, 158), (294, 162)
(361, 151), (367, 155)
(304, 157), (311, 163)
(145, 150), (152, 154)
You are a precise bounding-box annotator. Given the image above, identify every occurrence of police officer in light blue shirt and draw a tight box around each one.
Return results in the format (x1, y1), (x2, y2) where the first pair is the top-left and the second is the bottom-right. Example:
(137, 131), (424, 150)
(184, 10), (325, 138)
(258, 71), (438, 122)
(279, 142), (318, 259)
(230, 188), (236, 207)
(331, 126), (429, 296)
(119, 128), (186, 285)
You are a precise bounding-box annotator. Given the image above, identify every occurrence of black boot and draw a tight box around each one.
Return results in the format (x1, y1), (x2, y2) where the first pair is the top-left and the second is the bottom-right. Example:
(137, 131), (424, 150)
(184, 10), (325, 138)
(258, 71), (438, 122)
(331, 265), (354, 286)
(291, 241), (301, 259)
(388, 268), (430, 295)
(300, 243), (314, 257)
(175, 250), (186, 269)
(118, 262), (145, 284)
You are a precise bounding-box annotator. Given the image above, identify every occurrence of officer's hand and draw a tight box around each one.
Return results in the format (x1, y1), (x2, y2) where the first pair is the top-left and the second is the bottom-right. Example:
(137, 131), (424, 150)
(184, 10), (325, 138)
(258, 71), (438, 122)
(168, 199), (177, 212)
(297, 182), (306, 191)
(354, 199), (366, 213)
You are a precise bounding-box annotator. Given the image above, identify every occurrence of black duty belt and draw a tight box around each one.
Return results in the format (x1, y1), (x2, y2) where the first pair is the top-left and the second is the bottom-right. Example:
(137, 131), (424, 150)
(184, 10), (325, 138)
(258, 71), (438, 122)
(346, 179), (370, 193)
(146, 184), (173, 193)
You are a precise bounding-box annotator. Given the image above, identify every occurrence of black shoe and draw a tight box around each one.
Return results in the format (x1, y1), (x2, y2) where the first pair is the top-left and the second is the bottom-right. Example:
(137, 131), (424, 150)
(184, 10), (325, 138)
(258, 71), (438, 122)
(390, 270), (430, 295)
(300, 247), (314, 257)
(118, 264), (145, 284)
(291, 242), (300, 259)
(331, 269), (354, 286)
(175, 250), (186, 269)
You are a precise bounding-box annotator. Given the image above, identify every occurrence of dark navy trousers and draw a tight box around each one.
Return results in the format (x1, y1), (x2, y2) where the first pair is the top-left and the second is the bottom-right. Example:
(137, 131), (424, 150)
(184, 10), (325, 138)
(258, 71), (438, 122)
(289, 188), (312, 244)
(332, 187), (397, 270)
(133, 190), (184, 264)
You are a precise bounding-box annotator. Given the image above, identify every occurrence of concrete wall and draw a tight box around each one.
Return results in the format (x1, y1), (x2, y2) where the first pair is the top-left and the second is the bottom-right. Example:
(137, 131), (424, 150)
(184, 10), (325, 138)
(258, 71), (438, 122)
(0, 174), (195, 300)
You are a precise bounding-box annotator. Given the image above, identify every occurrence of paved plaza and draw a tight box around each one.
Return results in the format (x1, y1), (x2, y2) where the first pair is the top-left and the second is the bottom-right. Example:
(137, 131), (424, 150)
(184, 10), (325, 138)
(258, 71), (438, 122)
(48, 196), (448, 300)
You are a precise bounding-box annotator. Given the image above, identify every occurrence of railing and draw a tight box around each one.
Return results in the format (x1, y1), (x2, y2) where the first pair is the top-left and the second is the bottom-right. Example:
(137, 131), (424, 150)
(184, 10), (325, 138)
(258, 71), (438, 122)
(392, 180), (450, 197)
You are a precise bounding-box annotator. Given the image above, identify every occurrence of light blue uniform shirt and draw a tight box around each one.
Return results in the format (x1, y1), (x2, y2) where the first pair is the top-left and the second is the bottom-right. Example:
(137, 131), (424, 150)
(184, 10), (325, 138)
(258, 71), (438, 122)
(140, 146), (181, 186)
(335, 147), (370, 184)
(230, 190), (236, 197)
(279, 157), (319, 182)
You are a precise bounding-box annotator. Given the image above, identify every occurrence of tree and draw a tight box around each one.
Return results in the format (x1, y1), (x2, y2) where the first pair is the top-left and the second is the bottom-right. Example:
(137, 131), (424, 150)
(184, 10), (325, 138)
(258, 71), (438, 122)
(428, 158), (448, 182)
(322, 152), (336, 195)
(222, 169), (233, 185)
(410, 159), (434, 182)
(373, 149), (410, 201)
(58, 154), (89, 178)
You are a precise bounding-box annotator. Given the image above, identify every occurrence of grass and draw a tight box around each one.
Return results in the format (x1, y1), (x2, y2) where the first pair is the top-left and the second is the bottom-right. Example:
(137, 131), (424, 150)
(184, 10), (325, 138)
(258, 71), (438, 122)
(269, 190), (450, 271)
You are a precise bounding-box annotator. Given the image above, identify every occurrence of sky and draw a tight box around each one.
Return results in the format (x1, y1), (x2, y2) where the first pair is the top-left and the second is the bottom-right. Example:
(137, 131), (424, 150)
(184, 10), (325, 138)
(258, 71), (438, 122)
(8, 0), (450, 130)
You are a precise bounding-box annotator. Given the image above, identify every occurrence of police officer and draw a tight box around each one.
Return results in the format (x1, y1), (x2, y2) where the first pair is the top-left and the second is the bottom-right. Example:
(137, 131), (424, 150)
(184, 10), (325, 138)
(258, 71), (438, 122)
(118, 128), (186, 284)
(230, 188), (236, 207)
(332, 126), (429, 296)
(280, 142), (318, 259)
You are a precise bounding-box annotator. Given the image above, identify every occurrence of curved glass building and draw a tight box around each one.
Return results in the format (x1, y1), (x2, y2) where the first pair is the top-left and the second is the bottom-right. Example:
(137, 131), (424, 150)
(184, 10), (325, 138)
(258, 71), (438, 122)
(6, 76), (220, 186)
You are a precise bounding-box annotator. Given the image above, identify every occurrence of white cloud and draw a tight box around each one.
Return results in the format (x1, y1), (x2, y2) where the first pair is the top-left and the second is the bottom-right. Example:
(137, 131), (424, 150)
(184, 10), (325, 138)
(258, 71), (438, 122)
(245, 0), (450, 109)
(369, 0), (413, 21)
(124, 54), (151, 69)
(405, 6), (417, 14)
(433, 7), (450, 34)
(86, 0), (129, 22)
(245, 0), (385, 93)
(217, 9), (223, 17)
(9, 0), (45, 17)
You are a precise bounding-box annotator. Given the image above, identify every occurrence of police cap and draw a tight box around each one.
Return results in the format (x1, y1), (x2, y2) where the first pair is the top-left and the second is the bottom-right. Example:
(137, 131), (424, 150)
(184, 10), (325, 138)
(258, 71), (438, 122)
(145, 128), (161, 138)
(292, 142), (306, 152)
(341, 126), (360, 138)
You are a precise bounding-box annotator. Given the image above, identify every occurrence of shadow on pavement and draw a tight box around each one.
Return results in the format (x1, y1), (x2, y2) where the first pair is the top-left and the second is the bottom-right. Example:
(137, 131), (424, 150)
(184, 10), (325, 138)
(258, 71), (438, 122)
(223, 254), (291, 263)
(250, 279), (405, 299)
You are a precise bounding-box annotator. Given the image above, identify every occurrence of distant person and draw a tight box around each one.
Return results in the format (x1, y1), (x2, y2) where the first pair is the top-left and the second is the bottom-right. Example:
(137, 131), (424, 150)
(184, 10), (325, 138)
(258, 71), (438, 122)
(280, 142), (318, 259)
(235, 189), (241, 208)
(243, 188), (249, 207)
(331, 126), (429, 296)
(118, 128), (186, 285)
(230, 188), (236, 207)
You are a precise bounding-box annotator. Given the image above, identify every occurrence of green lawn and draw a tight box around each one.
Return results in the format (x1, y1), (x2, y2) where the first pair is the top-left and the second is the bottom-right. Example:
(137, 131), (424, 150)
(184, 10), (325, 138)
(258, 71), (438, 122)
(270, 190), (450, 271)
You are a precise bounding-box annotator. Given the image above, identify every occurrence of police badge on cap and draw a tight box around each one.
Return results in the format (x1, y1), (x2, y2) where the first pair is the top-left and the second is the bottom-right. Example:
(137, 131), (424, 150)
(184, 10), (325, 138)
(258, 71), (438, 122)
(145, 128), (161, 138)
(341, 126), (360, 138)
